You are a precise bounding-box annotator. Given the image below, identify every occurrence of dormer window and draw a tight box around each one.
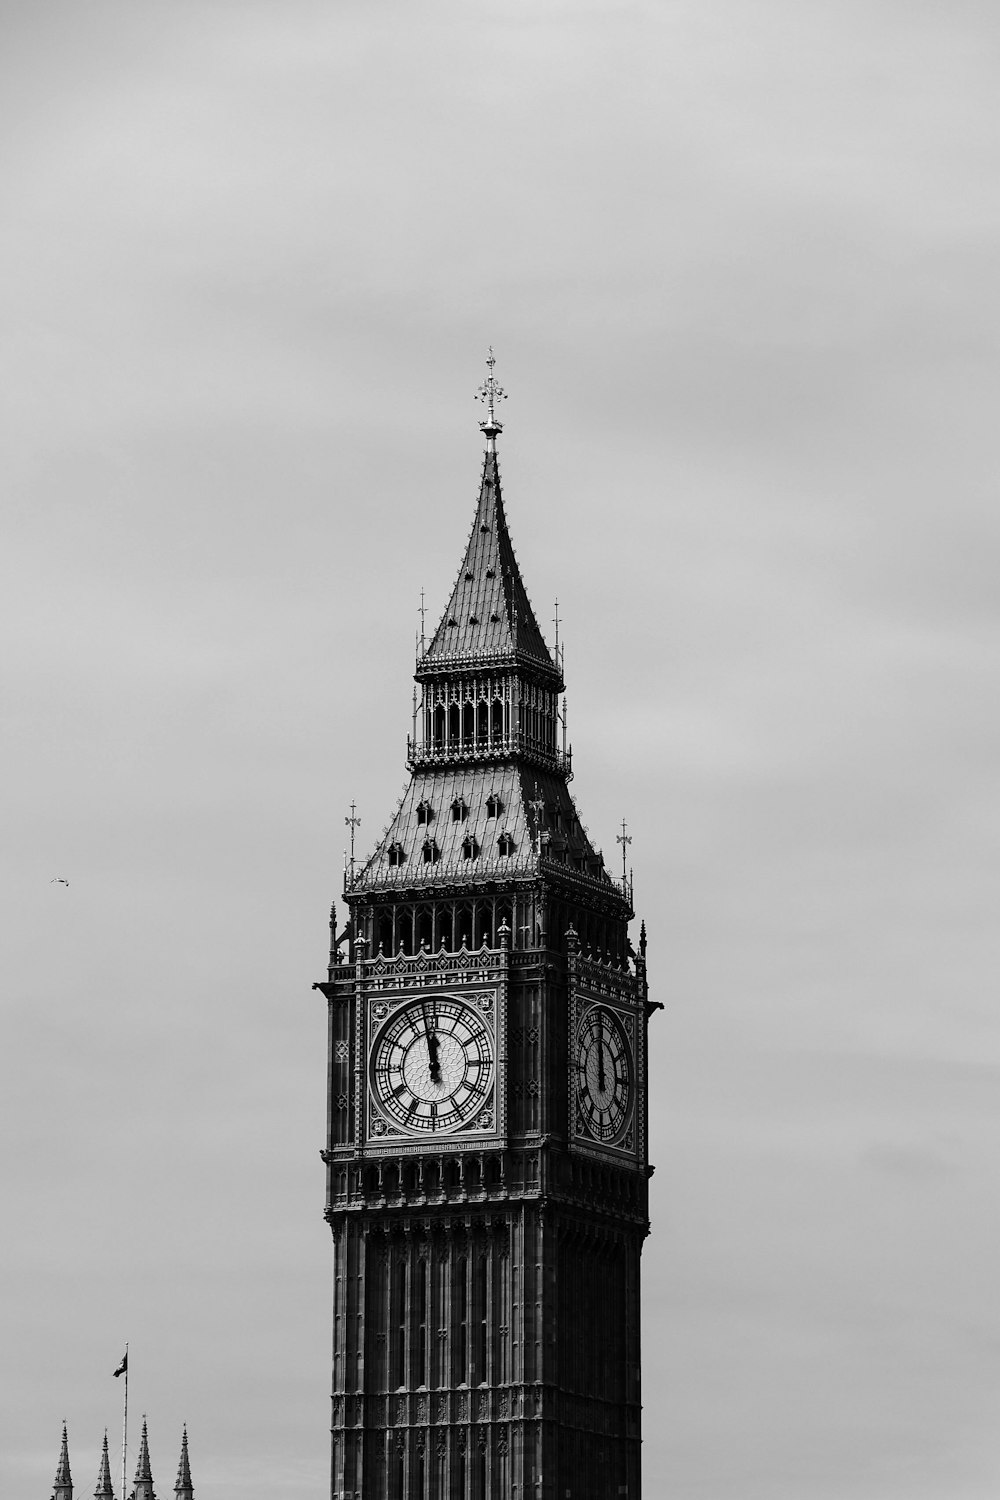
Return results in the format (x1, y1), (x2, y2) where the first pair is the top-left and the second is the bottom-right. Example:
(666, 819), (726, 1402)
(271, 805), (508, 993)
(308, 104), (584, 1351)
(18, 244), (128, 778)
(387, 842), (406, 867)
(497, 832), (516, 857)
(486, 793), (503, 818)
(416, 801), (434, 825)
(465, 570), (474, 580)
(451, 798), (468, 822)
(421, 839), (440, 864)
(469, 615), (479, 625)
(461, 836), (479, 860)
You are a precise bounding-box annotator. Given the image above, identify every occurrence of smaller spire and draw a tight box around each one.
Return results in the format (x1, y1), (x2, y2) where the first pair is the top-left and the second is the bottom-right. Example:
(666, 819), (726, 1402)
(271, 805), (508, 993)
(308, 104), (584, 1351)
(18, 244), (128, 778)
(94, 1432), (114, 1499)
(132, 1418), (154, 1500)
(475, 346), (507, 447)
(53, 1422), (73, 1500)
(174, 1426), (193, 1500)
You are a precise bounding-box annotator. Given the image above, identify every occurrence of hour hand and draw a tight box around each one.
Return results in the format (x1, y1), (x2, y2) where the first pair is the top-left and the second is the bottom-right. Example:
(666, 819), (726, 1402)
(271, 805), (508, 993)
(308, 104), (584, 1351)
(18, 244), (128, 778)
(424, 1011), (441, 1082)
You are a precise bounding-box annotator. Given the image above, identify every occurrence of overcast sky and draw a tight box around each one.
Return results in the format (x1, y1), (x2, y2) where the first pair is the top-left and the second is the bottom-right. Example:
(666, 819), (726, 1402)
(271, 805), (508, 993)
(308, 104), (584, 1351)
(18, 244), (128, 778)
(2, 3), (998, 1496)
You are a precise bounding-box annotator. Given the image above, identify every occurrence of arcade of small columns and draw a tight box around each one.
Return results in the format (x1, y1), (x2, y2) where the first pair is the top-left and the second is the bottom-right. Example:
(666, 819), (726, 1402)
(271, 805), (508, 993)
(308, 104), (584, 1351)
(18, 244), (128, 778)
(414, 673), (560, 761)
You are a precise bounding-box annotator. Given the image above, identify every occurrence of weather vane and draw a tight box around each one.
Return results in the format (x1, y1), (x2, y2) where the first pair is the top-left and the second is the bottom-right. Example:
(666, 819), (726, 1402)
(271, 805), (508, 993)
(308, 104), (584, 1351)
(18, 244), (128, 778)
(346, 801), (361, 881)
(476, 346), (507, 436)
(617, 817), (632, 883)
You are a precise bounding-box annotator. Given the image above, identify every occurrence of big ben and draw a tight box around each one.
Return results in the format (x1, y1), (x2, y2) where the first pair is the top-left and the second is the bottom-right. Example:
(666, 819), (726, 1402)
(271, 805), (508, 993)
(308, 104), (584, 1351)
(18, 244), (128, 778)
(314, 353), (657, 1499)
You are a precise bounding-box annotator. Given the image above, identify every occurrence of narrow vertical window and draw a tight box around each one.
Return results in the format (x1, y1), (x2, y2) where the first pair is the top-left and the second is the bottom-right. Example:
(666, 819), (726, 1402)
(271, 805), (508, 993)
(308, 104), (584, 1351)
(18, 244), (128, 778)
(418, 1260), (428, 1386)
(476, 1253), (488, 1383)
(394, 1256), (407, 1388)
(458, 1256), (468, 1381)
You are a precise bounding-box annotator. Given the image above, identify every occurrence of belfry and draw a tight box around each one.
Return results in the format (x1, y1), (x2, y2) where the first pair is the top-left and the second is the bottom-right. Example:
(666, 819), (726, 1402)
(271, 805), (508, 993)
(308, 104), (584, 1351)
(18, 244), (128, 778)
(316, 354), (657, 1499)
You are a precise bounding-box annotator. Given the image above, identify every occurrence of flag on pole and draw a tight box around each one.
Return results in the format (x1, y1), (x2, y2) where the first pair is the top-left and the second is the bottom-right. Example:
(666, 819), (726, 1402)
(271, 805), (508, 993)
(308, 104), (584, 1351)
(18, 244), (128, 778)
(113, 1351), (128, 1378)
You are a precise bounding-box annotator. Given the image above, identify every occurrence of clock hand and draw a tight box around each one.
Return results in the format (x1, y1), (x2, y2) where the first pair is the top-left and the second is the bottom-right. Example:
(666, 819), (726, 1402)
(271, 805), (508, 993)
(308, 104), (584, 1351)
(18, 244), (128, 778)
(596, 1012), (606, 1093)
(423, 1002), (441, 1083)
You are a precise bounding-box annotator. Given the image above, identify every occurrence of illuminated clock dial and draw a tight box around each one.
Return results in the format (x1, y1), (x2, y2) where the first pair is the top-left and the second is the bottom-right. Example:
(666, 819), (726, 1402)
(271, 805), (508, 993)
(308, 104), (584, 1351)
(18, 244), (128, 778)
(576, 1005), (632, 1144)
(370, 995), (494, 1135)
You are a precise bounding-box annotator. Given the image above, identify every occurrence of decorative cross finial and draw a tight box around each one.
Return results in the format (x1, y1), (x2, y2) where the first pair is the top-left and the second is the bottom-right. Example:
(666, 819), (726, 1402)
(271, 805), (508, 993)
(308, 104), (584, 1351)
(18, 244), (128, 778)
(345, 801), (361, 881)
(617, 817), (632, 882)
(476, 346), (507, 441)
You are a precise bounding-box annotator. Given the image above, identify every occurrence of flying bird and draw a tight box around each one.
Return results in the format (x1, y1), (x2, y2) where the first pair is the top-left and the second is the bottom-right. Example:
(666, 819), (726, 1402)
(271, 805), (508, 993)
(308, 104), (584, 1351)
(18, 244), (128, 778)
(51, 877), (69, 887)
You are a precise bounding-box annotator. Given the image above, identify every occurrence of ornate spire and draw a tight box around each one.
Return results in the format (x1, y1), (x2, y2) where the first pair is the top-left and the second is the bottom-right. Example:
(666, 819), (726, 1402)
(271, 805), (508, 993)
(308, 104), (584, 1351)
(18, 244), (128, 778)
(52, 1422), (73, 1500)
(174, 1426), (193, 1500)
(475, 345), (506, 447)
(420, 433), (559, 683)
(132, 1417), (155, 1500)
(94, 1432), (115, 1499)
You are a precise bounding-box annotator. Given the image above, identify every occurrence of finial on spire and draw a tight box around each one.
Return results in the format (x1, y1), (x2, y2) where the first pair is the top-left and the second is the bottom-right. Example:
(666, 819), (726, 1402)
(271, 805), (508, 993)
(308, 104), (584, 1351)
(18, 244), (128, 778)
(345, 802), (361, 882)
(476, 346), (507, 447)
(617, 818), (632, 884)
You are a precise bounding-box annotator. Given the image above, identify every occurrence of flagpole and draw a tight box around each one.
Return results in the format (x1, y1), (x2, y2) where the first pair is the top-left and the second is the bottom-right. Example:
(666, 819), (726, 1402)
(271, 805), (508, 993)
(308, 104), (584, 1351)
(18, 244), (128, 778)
(121, 1342), (128, 1500)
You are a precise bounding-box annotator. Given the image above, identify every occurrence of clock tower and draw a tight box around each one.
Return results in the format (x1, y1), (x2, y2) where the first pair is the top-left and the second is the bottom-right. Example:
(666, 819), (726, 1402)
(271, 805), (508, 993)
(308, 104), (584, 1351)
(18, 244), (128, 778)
(315, 355), (657, 1499)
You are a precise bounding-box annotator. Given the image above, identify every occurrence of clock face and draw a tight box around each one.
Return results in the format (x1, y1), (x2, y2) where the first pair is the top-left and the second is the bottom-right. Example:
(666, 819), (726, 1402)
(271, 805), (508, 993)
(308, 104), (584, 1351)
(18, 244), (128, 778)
(370, 995), (495, 1135)
(576, 1004), (632, 1144)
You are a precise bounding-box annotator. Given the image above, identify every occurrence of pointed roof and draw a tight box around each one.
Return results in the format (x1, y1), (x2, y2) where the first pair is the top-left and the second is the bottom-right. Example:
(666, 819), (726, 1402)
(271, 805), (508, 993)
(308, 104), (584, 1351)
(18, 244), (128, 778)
(355, 762), (604, 895)
(420, 444), (560, 683)
(131, 1417), (155, 1499)
(134, 1419), (152, 1483)
(53, 1422), (73, 1497)
(94, 1432), (115, 1499)
(174, 1426), (193, 1498)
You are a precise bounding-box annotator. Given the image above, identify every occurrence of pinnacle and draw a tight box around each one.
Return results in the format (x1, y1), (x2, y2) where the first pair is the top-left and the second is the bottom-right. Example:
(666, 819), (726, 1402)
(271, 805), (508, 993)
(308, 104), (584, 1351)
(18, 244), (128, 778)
(53, 1422), (73, 1494)
(133, 1417), (153, 1483)
(174, 1425), (194, 1497)
(94, 1431), (115, 1499)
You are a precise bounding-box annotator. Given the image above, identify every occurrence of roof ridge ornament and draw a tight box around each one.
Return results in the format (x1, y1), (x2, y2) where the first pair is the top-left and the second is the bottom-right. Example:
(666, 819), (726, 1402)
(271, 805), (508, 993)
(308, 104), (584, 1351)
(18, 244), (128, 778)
(476, 346), (506, 447)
